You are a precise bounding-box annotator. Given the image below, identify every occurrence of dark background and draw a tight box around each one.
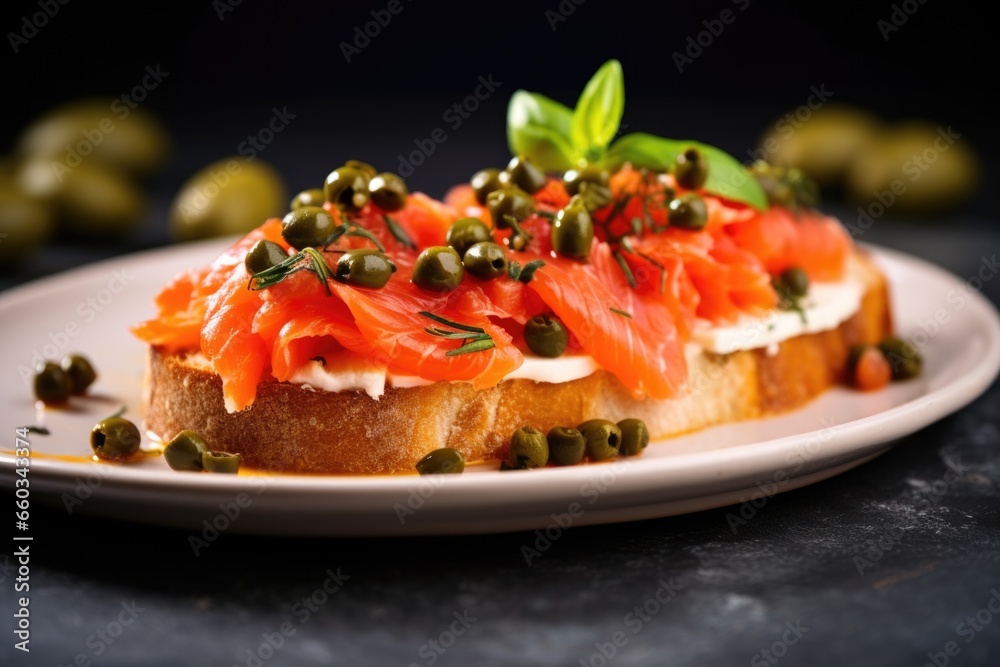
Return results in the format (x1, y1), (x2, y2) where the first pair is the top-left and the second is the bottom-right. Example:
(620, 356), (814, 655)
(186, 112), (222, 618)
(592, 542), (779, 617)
(3, 2), (1000, 666)
(1, 0), (995, 245)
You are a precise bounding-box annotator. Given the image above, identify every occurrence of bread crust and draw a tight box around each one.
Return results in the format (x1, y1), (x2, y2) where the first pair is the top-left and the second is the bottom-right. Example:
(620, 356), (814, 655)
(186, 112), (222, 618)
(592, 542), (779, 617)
(143, 253), (892, 474)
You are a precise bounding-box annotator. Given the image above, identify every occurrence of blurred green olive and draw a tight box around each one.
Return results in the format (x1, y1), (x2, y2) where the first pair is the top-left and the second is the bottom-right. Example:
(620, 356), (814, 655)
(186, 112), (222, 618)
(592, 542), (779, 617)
(758, 104), (879, 186)
(17, 99), (170, 176)
(18, 160), (144, 238)
(0, 190), (54, 264)
(846, 122), (979, 215)
(168, 158), (287, 241)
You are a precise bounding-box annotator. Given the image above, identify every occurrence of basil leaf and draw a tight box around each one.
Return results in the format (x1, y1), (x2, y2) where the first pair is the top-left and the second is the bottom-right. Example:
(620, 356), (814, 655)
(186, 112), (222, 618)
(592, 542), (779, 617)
(571, 59), (624, 159)
(605, 133), (769, 210)
(507, 90), (577, 172)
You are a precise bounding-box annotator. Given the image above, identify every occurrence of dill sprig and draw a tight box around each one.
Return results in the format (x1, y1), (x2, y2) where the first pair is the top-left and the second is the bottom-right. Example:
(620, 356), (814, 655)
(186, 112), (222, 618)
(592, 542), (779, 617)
(609, 306), (633, 319)
(419, 311), (496, 356)
(518, 260), (545, 283)
(249, 247), (333, 295)
(383, 214), (416, 250)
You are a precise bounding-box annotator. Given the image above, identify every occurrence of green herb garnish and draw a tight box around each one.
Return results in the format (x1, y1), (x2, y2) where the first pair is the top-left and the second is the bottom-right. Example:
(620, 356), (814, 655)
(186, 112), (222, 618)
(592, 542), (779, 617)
(518, 260), (546, 284)
(383, 214), (416, 250)
(420, 311), (497, 356)
(249, 247), (333, 296)
(613, 251), (637, 289)
(609, 306), (633, 319)
(507, 59), (768, 210)
(508, 261), (522, 281)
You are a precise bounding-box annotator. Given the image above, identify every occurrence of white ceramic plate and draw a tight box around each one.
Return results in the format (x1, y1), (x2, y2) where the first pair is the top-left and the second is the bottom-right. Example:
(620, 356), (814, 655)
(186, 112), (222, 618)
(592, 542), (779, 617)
(1, 241), (998, 536)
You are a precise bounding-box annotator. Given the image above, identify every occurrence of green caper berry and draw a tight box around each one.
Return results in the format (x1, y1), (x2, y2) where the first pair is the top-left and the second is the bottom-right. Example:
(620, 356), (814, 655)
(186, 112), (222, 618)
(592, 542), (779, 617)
(674, 147), (709, 190)
(290, 188), (325, 210)
(878, 336), (923, 380)
(90, 417), (141, 461)
(412, 246), (464, 292)
(446, 217), (493, 257)
(323, 166), (370, 211)
(501, 155), (547, 194)
(508, 426), (549, 469)
(547, 426), (586, 466)
(578, 419), (622, 461)
(470, 168), (504, 205)
(344, 160), (377, 178)
(779, 267), (810, 298)
(335, 249), (396, 289)
(164, 430), (209, 471)
(281, 206), (338, 249)
(486, 187), (536, 229)
(463, 241), (509, 280)
(617, 418), (649, 456)
(60, 354), (97, 395)
(33, 361), (72, 405)
(563, 165), (610, 196)
(244, 239), (288, 275)
(667, 193), (708, 230)
(203, 451), (241, 474)
(369, 172), (409, 212)
(416, 448), (465, 475)
(524, 315), (568, 358)
(552, 195), (594, 260)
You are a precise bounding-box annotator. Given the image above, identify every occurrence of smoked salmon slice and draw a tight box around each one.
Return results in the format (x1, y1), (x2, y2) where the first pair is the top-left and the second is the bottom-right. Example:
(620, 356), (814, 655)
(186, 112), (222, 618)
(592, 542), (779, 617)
(134, 172), (856, 412)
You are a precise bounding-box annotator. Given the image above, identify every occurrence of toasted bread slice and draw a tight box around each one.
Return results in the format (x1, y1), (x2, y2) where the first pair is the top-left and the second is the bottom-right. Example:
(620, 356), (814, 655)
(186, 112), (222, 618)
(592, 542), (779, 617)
(142, 251), (891, 474)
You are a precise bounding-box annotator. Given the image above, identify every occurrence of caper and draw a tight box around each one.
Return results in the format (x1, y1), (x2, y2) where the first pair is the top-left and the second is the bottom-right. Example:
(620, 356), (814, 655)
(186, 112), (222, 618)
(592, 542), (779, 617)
(878, 336), (923, 380)
(667, 193), (708, 230)
(508, 426), (549, 469)
(412, 246), (464, 292)
(463, 242), (509, 280)
(551, 195), (594, 259)
(617, 418), (649, 456)
(33, 361), (72, 405)
(486, 187), (536, 229)
(18, 99), (169, 175)
(344, 160), (377, 179)
(563, 165), (610, 195)
(168, 158), (286, 242)
(203, 451), (242, 474)
(778, 267), (810, 298)
(335, 249), (396, 289)
(501, 155), (547, 194)
(0, 191), (54, 264)
(416, 448), (465, 475)
(524, 315), (568, 358)
(369, 172), (409, 211)
(578, 419), (622, 461)
(60, 354), (97, 395)
(674, 147), (709, 190)
(281, 206), (338, 249)
(446, 217), (493, 257)
(90, 417), (141, 461)
(244, 239), (288, 275)
(164, 430), (209, 471)
(471, 168), (504, 205)
(324, 166), (370, 211)
(547, 426), (586, 466)
(290, 188), (326, 210)
(21, 161), (146, 239)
